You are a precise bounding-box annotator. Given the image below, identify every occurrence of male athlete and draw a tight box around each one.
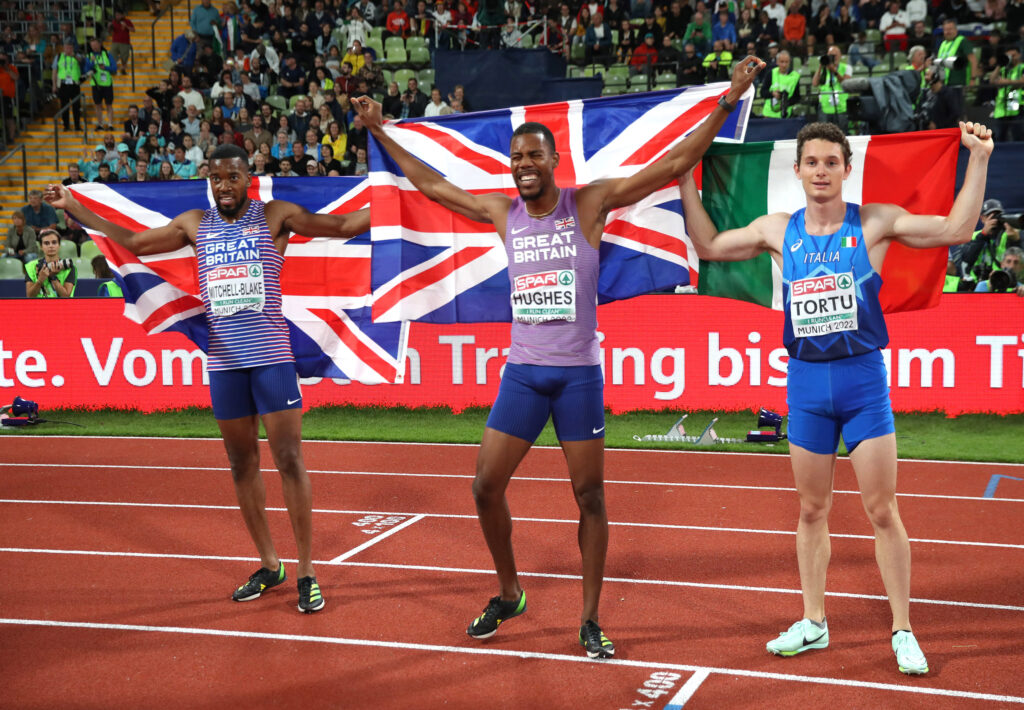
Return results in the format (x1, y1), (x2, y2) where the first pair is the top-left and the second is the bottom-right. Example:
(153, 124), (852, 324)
(678, 121), (993, 674)
(45, 144), (370, 614)
(353, 56), (764, 658)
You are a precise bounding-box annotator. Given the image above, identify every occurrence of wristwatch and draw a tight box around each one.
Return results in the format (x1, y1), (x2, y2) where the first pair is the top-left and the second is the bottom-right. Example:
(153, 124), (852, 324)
(718, 95), (736, 112)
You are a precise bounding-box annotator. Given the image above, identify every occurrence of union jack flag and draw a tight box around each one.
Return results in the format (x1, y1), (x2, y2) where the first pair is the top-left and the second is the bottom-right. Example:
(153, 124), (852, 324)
(554, 216), (576, 230)
(368, 83), (753, 323)
(70, 179), (410, 384)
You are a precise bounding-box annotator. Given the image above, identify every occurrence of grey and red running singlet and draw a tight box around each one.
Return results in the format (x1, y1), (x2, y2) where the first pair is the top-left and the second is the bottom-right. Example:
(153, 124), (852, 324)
(504, 187), (600, 366)
(196, 199), (293, 371)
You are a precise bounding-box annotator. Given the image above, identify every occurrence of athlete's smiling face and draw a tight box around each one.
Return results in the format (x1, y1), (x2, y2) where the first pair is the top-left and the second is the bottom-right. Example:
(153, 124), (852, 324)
(509, 133), (559, 202)
(209, 157), (252, 219)
(795, 139), (851, 202)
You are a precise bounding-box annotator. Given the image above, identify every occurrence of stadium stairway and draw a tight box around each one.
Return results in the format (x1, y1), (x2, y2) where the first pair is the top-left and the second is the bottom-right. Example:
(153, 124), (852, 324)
(0, 1), (191, 214)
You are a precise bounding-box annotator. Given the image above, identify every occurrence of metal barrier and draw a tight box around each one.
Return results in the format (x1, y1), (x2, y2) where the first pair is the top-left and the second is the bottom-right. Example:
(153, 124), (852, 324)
(150, 0), (193, 68)
(0, 143), (29, 201)
(53, 94), (89, 170)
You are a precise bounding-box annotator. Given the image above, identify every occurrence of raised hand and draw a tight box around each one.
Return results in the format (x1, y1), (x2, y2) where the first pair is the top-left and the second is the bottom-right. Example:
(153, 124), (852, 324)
(730, 55), (766, 94)
(960, 121), (994, 156)
(352, 95), (384, 130)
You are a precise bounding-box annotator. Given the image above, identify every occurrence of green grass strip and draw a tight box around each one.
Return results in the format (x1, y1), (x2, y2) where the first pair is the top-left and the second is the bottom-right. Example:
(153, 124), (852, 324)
(6, 406), (1022, 464)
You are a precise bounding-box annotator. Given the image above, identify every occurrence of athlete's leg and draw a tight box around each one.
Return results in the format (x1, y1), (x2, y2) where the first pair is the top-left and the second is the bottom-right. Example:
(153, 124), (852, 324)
(848, 432), (911, 632)
(218, 414), (280, 571)
(473, 427), (534, 601)
(561, 438), (606, 624)
(789, 443), (837, 623)
(262, 407), (315, 579)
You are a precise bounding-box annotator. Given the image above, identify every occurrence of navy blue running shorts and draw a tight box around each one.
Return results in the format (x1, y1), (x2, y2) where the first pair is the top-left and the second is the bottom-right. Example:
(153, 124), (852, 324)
(208, 362), (302, 421)
(486, 363), (605, 443)
(786, 349), (895, 455)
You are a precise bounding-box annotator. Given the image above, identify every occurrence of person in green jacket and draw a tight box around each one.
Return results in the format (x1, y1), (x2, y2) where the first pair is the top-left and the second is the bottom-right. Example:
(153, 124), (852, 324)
(761, 49), (801, 118)
(812, 45), (851, 131)
(91, 255), (123, 298)
(24, 229), (76, 298)
(988, 45), (1024, 143)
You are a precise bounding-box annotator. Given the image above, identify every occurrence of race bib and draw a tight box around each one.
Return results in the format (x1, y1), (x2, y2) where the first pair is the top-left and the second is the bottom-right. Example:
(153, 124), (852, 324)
(207, 262), (266, 316)
(510, 269), (576, 324)
(789, 271), (858, 338)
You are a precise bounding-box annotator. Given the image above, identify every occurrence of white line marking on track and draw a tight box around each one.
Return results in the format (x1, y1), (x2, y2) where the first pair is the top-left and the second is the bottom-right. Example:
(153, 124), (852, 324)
(665, 670), (710, 709)
(2, 463), (1021, 503)
(329, 514), (424, 563)
(3, 435), (1023, 467)
(4, 498), (1022, 549)
(3, 548), (1023, 612)
(1, 618), (1022, 704)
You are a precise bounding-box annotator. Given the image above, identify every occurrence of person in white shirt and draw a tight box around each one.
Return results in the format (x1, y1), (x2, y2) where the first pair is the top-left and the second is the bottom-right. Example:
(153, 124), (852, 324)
(176, 75), (207, 112)
(501, 15), (524, 46)
(879, 0), (910, 51)
(765, 0), (788, 27)
(905, 0), (928, 22)
(423, 87), (451, 116)
(250, 43), (279, 75)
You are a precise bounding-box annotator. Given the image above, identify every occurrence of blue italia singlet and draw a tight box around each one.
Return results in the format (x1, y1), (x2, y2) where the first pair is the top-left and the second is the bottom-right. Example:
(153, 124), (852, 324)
(782, 203), (889, 362)
(196, 199), (293, 371)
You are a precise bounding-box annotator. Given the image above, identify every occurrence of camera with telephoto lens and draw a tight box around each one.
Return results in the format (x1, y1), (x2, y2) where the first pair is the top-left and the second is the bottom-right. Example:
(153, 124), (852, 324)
(820, 53), (833, 67)
(45, 258), (74, 273)
(988, 269), (1013, 292)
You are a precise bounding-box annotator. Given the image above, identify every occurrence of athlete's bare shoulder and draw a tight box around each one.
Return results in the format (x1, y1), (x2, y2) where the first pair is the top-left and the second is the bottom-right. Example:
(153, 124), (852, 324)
(174, 208), (206, 241)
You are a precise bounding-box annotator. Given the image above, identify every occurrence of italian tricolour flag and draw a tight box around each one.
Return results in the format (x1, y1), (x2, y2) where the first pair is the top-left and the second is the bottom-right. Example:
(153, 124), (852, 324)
(695, 129), (961, 313)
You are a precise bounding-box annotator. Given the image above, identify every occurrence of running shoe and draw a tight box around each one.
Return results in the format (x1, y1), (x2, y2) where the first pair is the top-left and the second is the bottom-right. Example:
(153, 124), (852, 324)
(297, 576), (325, 613)
(766, 618), (829, 656)
(579, 620), (615, 659)
(466, 590), (527, 639)
(232, 565), (286, 602)
(892, 630), (929, 675)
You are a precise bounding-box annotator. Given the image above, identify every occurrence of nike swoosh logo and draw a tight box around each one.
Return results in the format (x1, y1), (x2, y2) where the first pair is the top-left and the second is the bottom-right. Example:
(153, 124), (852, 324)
(804, 630), (826, 644)
(287, 398), (301, 405)
(510, 226), (528, 234)
(592, 426), (605, 435)
(790, 238), (803, 252)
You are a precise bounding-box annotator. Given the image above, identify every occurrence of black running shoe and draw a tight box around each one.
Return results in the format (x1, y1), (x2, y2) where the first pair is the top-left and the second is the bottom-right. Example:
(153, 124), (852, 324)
(297, 576), (325, 613)
(466, 590), (527, 639)
(579, 620), (615, 658)
(232, 565), (286, 602)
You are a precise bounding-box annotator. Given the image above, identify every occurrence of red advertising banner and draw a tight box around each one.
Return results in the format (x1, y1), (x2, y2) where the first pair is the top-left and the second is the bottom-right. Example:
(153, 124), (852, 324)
(2, 296), (1022, 415)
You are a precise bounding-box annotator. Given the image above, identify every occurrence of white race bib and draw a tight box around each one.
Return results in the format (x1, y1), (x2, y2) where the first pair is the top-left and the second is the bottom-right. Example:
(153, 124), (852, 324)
(207, 262), (266, 316)
(510, 269), (576, 324)
(790, 271), (858, 338)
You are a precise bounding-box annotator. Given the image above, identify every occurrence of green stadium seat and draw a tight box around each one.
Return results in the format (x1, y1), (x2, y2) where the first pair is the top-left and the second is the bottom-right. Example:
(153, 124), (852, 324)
(408, 46), (431, 67)
(570, 43), (586, 64)
(364, 37), (384, 58)
(603, 66), (629, 87)
(418, 68), (435, 85)
(406, 36), (428, 51)
(384, 47), (408, 66)
(266, 94), (287, 114)
(369, 26), (385, 40)
(518, 33), (533, 48)
(80, 240), (102, 261)
(602, 85), (625, 95)
(0, 257), (25, 280)
(288, 93), (306, 109)
(384, 36), (405, 54)
(74, 257), (93, 277)
(394, 68), (416, 87)
(58, 239), (78, 259)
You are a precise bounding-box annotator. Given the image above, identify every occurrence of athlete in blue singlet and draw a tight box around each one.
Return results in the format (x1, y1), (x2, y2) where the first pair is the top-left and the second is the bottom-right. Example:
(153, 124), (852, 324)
(678, 121), (995, 675)
(45, 145), (369, 614)
(353, 55), (766, 659)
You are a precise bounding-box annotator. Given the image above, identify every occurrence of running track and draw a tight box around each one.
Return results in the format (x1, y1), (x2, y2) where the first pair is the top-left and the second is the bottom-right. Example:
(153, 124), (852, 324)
(2, 436), (1023, 709)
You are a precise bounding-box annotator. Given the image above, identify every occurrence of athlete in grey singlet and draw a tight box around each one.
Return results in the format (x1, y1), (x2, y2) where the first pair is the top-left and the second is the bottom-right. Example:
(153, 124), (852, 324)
(354, 56), (765, 658)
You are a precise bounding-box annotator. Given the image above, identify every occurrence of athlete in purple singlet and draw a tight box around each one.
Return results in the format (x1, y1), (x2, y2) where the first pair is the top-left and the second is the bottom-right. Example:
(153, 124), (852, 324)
(354, 54), (764, 658)
(45, 144), (369, 614)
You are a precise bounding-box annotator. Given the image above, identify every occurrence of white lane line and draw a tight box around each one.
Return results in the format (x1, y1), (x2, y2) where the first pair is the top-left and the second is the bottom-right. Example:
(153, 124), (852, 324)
(3, 434), (1023, 467)
(1, 463), (1020, 503)
(1, 618), (1021, 704)
(664, 670), (710, 709)
(3, 548), (1023, 613)
(3, 499), (1023, 550)
(329, 514), (424, 563)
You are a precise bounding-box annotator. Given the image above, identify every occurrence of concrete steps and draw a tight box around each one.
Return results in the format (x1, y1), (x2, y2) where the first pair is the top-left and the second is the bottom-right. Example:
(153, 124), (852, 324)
(0, 2), (192, 212)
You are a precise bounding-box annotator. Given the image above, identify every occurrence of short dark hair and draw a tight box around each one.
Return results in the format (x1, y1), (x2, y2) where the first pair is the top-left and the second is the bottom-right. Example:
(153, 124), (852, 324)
(209, 143), (250, 165)
(796, 121), (852, 166)
(511, 122), (556, 152)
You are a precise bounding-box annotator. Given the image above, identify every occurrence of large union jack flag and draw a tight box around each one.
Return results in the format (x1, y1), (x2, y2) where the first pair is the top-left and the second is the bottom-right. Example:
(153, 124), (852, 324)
(368, 83), (753, 323)
(70, 178), (410, 384)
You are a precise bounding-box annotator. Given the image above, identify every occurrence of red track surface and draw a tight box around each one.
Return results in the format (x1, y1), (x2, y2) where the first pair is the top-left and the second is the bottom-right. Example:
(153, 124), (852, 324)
(2, 437), (1023, 709)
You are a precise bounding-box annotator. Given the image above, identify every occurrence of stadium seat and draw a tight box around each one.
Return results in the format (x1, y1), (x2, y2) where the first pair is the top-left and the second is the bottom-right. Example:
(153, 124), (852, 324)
(79, 240), (102, 261)
(570, 43), (586, 64)
(394, 68), (416, 87)
(381, 69), (393, 85)
(58, 239), (78, 259)
(567, 65), (584, 78)
(384, 36), (405, 54)
(865, 29), (882, 43)
(418, 79), (432, 94)
(266, 94), (287, 114)
(74, 257), (93, 277)
(408, 46), (431, 67)
(288, 93), (306, 109)
(601, 85), (626, 96)
(384, 47), (408, 66)
(333, 28), (346, 48)
(628, 73), (650, 88)
(611, 30), (619, 45)
(518, 33), (533, 49)
(0, 258), (25, 280)
(418, 68), (435, 85)
(369, 26), (384, 40)
(603, 65), (629, 87)
(406, 36), (428, 51)
(364, 37), (384, 58)
(654, 70), (677, 87)
(627, 85), (647, 93)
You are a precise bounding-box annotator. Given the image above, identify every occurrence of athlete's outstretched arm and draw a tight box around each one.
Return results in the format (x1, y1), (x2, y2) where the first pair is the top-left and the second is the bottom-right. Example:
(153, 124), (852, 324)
(351, 96), (511, 224)
(275, 205), (370, 241)
(867, 121), (993, 248)
(44, 183), (196, 255)
(677, 170), (781, 261)
(580, 56), (765, 219)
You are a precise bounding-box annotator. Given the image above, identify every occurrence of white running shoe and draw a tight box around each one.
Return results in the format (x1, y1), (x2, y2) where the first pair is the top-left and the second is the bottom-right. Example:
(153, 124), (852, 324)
(766, 618), (829, 656)
(892, 630), (929, 675)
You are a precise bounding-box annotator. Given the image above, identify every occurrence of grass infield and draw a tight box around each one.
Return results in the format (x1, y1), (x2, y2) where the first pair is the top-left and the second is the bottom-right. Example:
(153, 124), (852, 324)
(6, 406), (1022, 464)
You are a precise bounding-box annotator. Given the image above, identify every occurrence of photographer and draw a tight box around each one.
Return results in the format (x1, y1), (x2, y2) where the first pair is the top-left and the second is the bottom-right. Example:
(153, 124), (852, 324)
(760, 49), (800, 117)
(399, 77), (428, 119)
(812, 45), (852, 130)
(24, 229), (76, 298)
(988, 45), (1023, 143)
(958, 199), (1022, 280)
(935, 19), (977, 119)
(974, 246), (1024, 295)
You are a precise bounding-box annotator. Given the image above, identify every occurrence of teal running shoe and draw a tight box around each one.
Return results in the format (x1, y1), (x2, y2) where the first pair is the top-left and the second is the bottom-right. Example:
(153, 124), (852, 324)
(766, 618), (829, 656)
(892, 630), (929, 675)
